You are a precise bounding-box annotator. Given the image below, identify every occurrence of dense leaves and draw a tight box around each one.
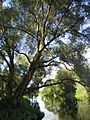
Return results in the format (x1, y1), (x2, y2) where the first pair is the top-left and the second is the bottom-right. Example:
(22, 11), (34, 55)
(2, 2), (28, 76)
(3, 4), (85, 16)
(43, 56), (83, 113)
(0, 0), (90, 119)
(0, 97), (44, 120)
(0, 0), (90, 103)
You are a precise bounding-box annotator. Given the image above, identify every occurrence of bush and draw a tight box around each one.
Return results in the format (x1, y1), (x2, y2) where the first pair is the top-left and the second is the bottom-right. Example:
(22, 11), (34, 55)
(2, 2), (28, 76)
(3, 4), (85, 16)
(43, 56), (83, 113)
(0, 97), (44, 120)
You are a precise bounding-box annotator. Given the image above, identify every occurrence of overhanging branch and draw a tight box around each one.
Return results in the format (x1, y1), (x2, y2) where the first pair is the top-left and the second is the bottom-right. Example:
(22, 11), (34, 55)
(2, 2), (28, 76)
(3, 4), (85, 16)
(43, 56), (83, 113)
(25, 78), (88, 95)
(72, 29), (90, 42)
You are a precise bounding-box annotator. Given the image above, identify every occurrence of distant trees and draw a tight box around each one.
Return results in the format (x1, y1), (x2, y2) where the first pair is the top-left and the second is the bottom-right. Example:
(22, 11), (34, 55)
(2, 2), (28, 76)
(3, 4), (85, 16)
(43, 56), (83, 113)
(41, 68), (90, 120)
(41, 69), (78, 119)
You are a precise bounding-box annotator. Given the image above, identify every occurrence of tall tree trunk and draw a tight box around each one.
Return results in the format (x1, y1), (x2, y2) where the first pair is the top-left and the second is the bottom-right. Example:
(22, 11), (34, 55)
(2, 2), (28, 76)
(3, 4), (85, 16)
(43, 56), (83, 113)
(7, 48), (15, 97)
(14, 52), (41, 100)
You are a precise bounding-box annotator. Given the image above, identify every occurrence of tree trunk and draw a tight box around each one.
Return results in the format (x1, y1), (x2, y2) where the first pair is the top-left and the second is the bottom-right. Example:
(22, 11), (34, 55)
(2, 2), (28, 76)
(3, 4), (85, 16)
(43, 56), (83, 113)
(14, 52), (41, 100)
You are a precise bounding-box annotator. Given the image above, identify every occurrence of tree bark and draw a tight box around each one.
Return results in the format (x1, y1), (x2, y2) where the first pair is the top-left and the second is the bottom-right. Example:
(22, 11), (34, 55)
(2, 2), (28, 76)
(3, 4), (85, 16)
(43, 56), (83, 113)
(14, 52), (41, 100)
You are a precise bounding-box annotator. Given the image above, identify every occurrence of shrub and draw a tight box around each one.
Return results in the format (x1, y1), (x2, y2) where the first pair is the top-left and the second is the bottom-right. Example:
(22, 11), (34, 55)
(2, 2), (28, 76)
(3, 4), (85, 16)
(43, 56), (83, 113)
(0, 97), (44, 120)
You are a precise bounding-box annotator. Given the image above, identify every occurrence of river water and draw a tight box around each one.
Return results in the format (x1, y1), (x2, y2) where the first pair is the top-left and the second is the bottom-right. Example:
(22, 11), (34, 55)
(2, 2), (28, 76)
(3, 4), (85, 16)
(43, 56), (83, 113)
(37, 96), (58, 120)
(37, 96), (90, 120)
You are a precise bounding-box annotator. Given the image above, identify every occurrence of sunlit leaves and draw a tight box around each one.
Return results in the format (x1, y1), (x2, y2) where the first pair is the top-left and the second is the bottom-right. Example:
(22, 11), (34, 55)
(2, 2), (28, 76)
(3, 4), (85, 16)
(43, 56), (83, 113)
(0, 0), (90, 99)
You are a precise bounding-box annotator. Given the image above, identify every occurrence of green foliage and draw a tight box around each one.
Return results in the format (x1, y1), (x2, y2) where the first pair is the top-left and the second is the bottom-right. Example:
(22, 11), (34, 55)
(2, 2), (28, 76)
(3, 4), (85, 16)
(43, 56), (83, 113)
(0, 1), (90, 119)
(0, 0), (90, 105)
(75, 84), (89, 100)
(0, 97), (44, 120)
(56, 69), (77, 80)
(41, 69), (78, 119)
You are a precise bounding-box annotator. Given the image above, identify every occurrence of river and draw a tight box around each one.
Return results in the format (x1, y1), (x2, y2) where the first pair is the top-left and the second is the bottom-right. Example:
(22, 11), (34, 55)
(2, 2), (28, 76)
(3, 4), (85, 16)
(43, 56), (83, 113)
(37, 96), (90, 120)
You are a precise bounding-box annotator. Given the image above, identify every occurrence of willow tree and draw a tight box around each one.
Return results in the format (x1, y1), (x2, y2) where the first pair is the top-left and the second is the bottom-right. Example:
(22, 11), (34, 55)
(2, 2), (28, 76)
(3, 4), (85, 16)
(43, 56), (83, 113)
(0, 0), (90, 103)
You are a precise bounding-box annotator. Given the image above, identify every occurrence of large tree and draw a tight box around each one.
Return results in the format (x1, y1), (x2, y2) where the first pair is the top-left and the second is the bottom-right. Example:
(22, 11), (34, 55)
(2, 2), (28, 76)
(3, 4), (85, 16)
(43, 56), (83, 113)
(0, 0), (90, 103)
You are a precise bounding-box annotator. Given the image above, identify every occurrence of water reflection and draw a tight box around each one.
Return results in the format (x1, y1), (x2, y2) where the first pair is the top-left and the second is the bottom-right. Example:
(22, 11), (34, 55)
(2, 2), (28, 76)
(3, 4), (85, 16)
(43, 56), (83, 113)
(37, 96), (58, 120)
(40, 80), (79, 120)
(39, 80), (90, 120)
(38, 96), (90, 120)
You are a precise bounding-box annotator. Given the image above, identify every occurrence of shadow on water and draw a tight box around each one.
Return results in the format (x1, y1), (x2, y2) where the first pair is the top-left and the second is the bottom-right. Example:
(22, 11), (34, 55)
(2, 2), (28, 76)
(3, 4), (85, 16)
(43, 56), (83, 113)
(57, 100), (90, 120)
(38, 96), (90, 120)
(38, 79), (90, 120)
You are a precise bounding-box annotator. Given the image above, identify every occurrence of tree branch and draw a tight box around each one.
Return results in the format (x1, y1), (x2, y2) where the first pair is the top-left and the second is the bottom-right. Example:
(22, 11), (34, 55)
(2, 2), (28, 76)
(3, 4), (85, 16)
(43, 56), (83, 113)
(43, 1), (52, 34)
(0, 50), (10, 68)
(15, 49), (32, 64)
(36, 22), (40, 52)
(0, 74), (8, 82)
(40, 57), (57, 64)
(5, 26), (36, 39)
(72, 29), (90, 41)
(40, 16), (84, 53)
(54, 1), (72, 35)
(25, 78), (88, 94)
(38, 60), (59, 68)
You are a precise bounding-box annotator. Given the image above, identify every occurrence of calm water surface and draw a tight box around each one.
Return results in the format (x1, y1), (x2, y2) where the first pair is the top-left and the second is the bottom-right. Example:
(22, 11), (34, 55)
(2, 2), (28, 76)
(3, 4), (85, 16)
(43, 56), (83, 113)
(37, 96), (90, 120)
